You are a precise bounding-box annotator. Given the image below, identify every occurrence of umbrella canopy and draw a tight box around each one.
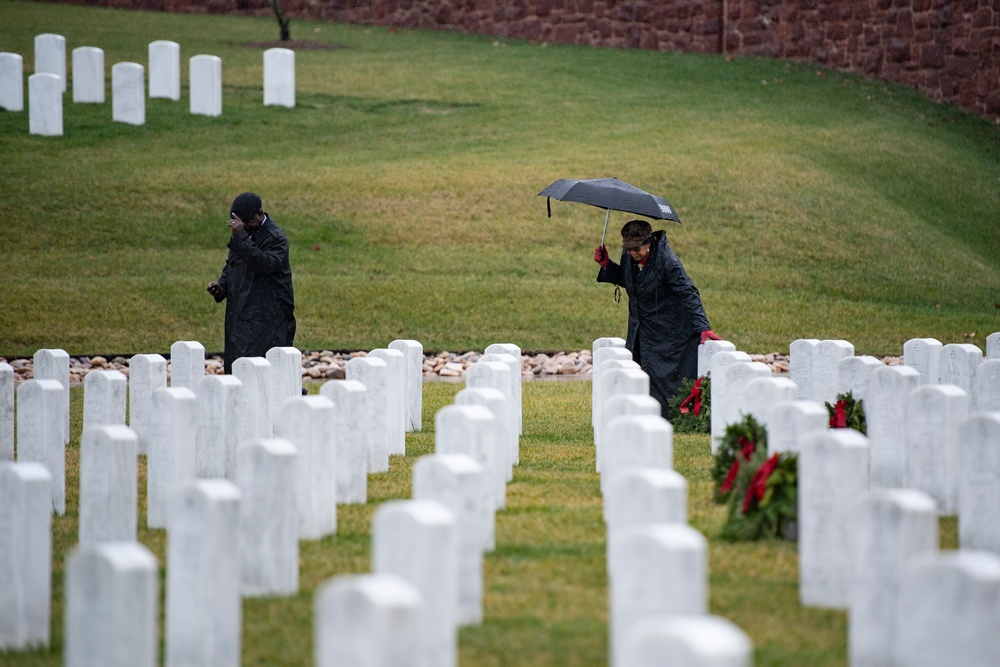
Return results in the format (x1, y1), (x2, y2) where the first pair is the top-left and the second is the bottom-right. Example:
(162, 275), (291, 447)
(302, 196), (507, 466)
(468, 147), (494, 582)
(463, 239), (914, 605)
(538, 177), (681, 223)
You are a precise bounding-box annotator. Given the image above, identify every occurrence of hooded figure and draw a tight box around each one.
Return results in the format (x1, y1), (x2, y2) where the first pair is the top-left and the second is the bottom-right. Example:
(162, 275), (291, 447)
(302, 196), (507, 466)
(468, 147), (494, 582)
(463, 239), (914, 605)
(207, 192), (296, 374)
(594, 219), (718, 417)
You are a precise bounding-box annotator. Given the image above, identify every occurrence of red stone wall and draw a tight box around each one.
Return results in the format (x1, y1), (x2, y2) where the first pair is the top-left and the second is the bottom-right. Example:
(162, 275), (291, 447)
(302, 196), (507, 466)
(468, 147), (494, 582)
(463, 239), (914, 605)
(46, 0), (1000, 122)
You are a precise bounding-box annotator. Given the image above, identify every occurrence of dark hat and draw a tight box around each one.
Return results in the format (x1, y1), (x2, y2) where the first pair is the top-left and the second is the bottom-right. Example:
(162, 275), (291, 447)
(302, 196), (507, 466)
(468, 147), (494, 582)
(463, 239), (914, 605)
(230, 192), (262, 221)
(621, 219), (653, 251)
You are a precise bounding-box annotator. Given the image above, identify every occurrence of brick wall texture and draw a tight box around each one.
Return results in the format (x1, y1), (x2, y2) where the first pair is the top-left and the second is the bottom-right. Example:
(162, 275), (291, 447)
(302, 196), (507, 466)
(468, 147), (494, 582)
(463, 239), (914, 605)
(49, 0), (1000, 122)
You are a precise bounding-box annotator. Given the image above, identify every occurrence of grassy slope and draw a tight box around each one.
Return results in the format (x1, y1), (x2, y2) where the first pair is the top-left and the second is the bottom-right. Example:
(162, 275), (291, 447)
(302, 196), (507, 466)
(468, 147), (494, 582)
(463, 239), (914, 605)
(1, 1), (998, 359)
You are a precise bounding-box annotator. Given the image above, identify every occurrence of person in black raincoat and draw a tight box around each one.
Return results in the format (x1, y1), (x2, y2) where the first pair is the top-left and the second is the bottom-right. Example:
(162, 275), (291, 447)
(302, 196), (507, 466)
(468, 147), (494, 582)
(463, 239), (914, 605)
(207, 192), (296, 374)
(594, 219), (720, 417)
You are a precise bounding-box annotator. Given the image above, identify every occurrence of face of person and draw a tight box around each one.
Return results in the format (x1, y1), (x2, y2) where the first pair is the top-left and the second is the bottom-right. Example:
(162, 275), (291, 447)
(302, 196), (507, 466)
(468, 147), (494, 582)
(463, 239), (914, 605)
(236, 211), (264, 233)
(627, 243), (651, 263)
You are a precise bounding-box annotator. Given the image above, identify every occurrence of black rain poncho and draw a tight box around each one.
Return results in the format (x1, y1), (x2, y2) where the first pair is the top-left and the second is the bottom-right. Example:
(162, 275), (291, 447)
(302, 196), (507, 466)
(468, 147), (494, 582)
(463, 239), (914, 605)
(214, 214), (296, 374)
(597, 230), (710, 417)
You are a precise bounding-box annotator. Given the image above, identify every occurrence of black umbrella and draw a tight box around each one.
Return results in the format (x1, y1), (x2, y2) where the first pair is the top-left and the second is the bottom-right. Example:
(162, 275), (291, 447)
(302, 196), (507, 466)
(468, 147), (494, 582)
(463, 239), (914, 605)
(538, 177), (681, 246)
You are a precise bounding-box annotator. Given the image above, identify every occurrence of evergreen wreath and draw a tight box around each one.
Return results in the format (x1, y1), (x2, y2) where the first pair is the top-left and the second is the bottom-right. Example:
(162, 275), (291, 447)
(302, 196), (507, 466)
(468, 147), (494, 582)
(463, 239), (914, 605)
(667, 375), (711, 434)
(825, 391), (867, 434)
(712, 415), (798, 541)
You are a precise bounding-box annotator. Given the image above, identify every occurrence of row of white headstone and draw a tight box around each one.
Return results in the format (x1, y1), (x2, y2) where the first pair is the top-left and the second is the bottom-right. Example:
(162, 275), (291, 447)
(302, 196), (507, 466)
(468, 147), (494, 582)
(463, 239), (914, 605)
(0, 34), (296, 136)
(590, 336), (753, 667)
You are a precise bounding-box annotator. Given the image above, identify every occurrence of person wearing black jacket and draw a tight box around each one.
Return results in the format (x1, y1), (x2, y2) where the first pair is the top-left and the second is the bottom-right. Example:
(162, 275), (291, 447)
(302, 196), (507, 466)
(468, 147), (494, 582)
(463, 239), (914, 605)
(594, 219), (720, 417)
(207, 192), (296, 374)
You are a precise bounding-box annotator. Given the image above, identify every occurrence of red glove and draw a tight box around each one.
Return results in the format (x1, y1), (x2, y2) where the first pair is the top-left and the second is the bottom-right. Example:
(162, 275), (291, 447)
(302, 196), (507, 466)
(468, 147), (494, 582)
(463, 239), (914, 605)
(594, 245), (610, 268)
(700, 330), (722, 344)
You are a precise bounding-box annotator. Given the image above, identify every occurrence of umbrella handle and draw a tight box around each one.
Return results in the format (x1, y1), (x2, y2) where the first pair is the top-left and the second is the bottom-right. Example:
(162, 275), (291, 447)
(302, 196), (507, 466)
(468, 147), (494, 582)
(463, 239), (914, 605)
(600, 208), (610, 247)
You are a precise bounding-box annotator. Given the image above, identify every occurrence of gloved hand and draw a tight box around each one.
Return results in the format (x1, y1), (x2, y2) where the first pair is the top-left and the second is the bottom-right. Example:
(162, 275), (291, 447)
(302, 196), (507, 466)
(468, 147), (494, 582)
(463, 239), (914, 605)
(700, 330), (722, 344)
(594, 245), (610, 268)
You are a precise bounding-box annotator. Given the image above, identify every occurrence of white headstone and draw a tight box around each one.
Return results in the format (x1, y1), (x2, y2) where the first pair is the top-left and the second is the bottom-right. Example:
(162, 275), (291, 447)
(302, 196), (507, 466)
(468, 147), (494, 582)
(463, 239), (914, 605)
(959, 413), (1000, 555)
(799, 428), (869, 608)
(593, 346), (633, 431)
(189, 54), (221, 116)
(599, 366), (651, 471)
(609, 524), (708, 667)
(435, 404), (497, 550)
(455, 386), (510, 507)
(282, 396), (337, 540)
(604, 466), (687, 550)
(698, 338), (736, 378)
(233, 356), (273, 442)
(372, 500), (458, 667)
(369, 348), (406, 456)
(15, 379), (65, 514)
(936, 343), (982, 392)
(237, 438), (298, 597)
(165, 479), (241, 667)
(83, 369), (127, 431)
(722, 361), (771, 430)
(849, 489), (937, 667)
(903, 338), (942, 385)
(465, 359), (516, 480)
(169, 341), (205, 393)
(129, 353), (167, 454)
(905, 384), (968, 514)
(72, 46), (104, 103)
(33, 348), (69, 445)
(412, 454), (487, 626)
(971, 358), (1000, 412)
(867, 365), (921, 488)
(598, 393), (661, 474)
(148, 40), (180, 101)
(741, 376), (797, 429)
(593, 336), (626, 353)
(319, 379), (369, 503)
(79, 425), (137, 545)
(266, 346), (302, 437)
(709, 350), (752, 453)
(28, 73), (62, 136)
(34, 34), (65, 92)
(0, 462), (51, 650)
(812, 340), (854, 406)
(0, 364), (12, 461)
(894, 551), (1000, 667)
(765, 400), (828, 455)
(314, 574), (424, 667)
(195, 374), (242, 479)
(263, 47), (295, 108)
(484, 343), (523, 436)
(65, 542), (158, 667)
(147, 387), (198, 529)
(346, 356), (390, 473)
(789, 338), (820, 400)
(112, 63), (145, 124)
(389, 339), (423, 432)
(837, 355), (882, 403)
(988, 332), (1000, 359)
(621, 615), (752, 667)
(0, 53), (24, 112)
(601, 414), (673, 495)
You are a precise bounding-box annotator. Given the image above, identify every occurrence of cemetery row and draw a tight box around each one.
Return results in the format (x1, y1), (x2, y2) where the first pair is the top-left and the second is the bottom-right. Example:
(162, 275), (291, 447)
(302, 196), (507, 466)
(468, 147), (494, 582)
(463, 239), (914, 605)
(0, 33), (297, 136)
(0, 340), (533, 667)
(590, 333), (1000, 667)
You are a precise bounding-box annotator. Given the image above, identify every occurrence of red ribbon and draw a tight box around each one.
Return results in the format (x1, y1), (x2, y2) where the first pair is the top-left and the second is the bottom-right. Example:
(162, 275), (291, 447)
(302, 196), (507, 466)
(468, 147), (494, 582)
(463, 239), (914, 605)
(743, 454), (780, 513)
(679, 377), (703, 416)
(719, 437), (756, 496)
(829, 400), (848, 428)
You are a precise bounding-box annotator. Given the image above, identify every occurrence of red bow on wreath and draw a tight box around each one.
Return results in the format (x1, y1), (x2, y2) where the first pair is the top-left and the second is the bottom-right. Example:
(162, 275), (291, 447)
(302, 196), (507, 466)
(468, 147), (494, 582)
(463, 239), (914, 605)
(679, 378), (703, 416)
(830, 400), (848, 429)
(743, 453), (780, 513)
(718, 436), (756, 496)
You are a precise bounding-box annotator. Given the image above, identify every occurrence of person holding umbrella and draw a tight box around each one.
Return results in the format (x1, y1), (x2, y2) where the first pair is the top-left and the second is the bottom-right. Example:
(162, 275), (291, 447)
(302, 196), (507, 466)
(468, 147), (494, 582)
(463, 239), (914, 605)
(594, 219), (720, 417)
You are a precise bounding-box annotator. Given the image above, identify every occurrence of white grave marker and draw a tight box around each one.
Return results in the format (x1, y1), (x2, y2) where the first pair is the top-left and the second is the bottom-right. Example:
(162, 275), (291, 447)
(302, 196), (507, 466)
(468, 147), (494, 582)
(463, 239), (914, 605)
(170, 340), (205, 393)
(959, 413), (1000, 555)
(905, 384), (968, 514)
(789, 338), (820, 400)
(604, 466), (687, 553)
(484, 343), (523, 435)
(266, 346), (301, 436)
(741, 376), (796, 429)
(0, 53), (24, 112)
(189, 54), (221, 116)
(710, 350), (751, 453)
(263, 47), (295, 108)
(0, 363), (12, 461)
(698, 338), (736, 378)
(237, 438), (298, 597)
(837, 355), (882, 403)
(28, 73), (62, 136)
(319, 379), (369, 503)
(903, 337), (942, 385)
(16, 379), (65, 514)
(592, 345), (632, 432)
(79, 425), (137, 545)
(149, 40), (180, 100)
(346, 356), (390, 473)
(282, 395), (337, 539)
(799, 428), (869, 608)
(867, 365), (920, 488)
(936, 342), (982, 392)
(129, 353), (167, 454)
(33, 348), (69, 444)
(147, 387), (198, 529)
(0, 462), (51, 650)
(65, 542), (158, 667)
(601, 414), (673, 495)
(765, 400), (828, 455)
(435, 404), (497, 550)
(812, 340), (854, 406)
(455, 386), (510, 507)
(196, 374), (242, 479)
(598, 392), (660, 474)
(233, 356), (273, 442)
(465, 360), (516, 479)
(389, 339), (423, 432)
(988, 332), (1000, 359)
(721, 361), (771, 430)
(83, 369), (127, 431)
(34, 34), (65, 92)
(369, 348), (406, 456)
(971, 358), (1000, 412)
(621, 616), (752, 667)
(165, 479), (241, 667)
(72, 46), (104, 103)
(599, 366), (651, 471)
